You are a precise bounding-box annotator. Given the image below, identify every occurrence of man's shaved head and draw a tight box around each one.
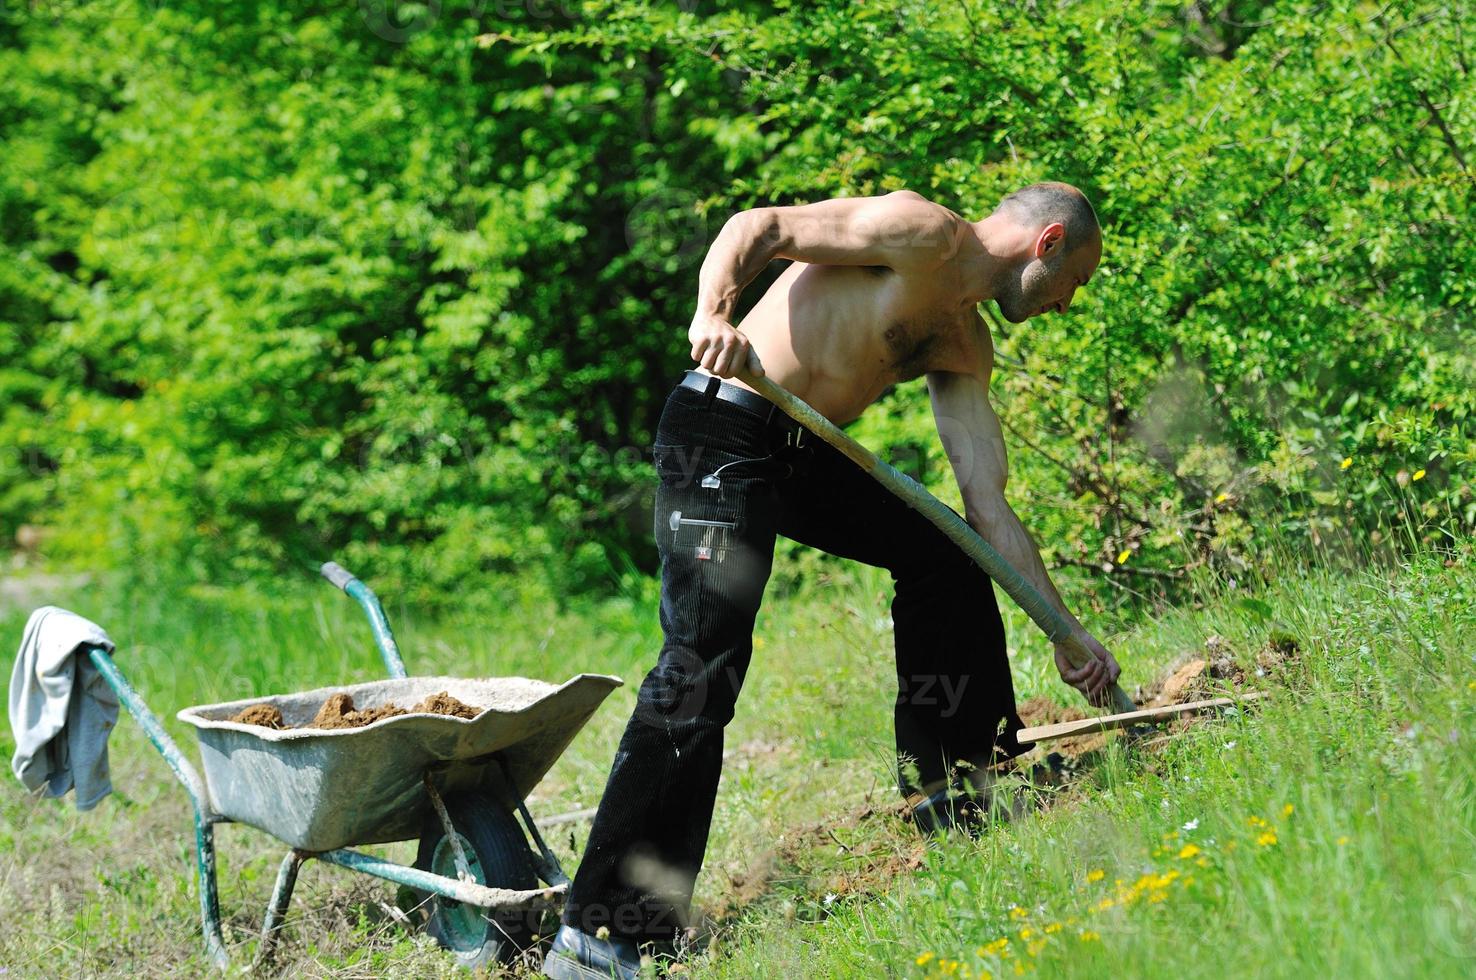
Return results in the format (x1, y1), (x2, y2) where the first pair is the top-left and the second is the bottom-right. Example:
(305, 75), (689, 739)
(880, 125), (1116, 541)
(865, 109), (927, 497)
(993, 181), (1100, 254)
(987, 181), (1102, 323)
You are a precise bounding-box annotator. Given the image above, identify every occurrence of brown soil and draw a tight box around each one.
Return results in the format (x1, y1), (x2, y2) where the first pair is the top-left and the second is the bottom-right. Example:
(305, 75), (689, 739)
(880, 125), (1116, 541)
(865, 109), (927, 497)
(1016, 696), (1105, 755)
(227, 690), (483, 730)
(704, 630), (1301, 933)
(308, 692), (409, 730)
(409, 691), (479, 719)
(706, 794), (923, 925)
(228, 703), (285, 729)
(1015, 630), (1299, 759)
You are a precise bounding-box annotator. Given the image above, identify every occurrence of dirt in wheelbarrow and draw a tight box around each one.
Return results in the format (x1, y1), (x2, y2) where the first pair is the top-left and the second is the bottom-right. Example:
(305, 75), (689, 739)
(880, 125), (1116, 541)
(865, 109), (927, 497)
(226, 690), (481, 730)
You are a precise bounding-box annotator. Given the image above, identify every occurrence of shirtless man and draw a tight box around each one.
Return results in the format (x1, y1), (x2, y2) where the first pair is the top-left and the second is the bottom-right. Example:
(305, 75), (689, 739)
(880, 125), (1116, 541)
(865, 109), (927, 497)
(544, 182), (1122, 980)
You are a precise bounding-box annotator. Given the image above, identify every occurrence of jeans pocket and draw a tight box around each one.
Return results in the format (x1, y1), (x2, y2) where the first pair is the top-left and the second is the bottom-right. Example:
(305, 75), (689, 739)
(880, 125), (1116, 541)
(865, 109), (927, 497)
(652, 443), (708, 489)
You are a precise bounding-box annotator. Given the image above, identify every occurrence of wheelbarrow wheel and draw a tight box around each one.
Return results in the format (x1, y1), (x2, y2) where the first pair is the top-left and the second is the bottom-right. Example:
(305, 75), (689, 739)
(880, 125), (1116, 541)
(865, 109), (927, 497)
(414, 790), (539, 970)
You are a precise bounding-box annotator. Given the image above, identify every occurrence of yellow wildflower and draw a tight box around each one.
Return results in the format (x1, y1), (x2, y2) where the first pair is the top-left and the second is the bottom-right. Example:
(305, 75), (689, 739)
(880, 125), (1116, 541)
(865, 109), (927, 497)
(1215, 492), (1229, 503)
(1413, 469), (1426, 481)
(1247, 815), (1268, 828)
(1257, 831), (1278, 847)
(1019, 928), (1033, 940)
(1044, 923), (1062, 935)
(1337, 836), (1350, 846)
(917, 952), (936, 966)
(1340, 457), (1353, 470)
(1086, 869), (1105, 883)
(1027, 940), (1047, 958)
(1079, 930), (1101, 942)
(1178, 844), (1201, 860)
(983, 938), (1010, 956)
(1094, 898), (1115, 912)
(1009, 905), (1028, 919)
(1282, 804), (1295, 818)
(1117, 548), (1131, 564)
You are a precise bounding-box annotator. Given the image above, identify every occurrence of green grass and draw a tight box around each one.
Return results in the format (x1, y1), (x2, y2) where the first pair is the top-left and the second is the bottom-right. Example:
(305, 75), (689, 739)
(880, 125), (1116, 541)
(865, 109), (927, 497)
(2, 541), (1474, 977)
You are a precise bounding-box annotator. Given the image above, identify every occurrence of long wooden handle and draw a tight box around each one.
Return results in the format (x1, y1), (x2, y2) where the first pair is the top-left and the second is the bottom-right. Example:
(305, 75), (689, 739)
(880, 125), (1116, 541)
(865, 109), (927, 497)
(1017, 693), (1265, 744)
(736, 368), (1136, 715)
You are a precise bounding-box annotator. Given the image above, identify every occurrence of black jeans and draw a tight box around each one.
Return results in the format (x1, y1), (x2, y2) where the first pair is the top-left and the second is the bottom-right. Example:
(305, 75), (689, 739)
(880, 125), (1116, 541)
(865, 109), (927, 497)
(561, 371), (1026, 942)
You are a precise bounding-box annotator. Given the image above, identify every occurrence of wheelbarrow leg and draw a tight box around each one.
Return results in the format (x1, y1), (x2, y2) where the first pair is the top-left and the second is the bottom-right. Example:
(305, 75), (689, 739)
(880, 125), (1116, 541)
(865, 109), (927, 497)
(195, 816), (229, 969)
(257, 850), (307, 965)
(88, 646), (230, 969)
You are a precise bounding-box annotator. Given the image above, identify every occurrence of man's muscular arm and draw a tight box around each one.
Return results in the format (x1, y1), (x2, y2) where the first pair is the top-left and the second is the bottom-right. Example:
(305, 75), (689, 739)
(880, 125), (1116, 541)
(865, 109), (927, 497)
(926, 366), (1122, 703)
(690, 191), (958, 376)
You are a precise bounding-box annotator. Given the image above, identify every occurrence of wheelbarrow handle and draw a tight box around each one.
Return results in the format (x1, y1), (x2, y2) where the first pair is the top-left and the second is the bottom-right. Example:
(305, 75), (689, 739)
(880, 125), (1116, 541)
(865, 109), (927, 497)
(320, 561), (357, 592)
(318, 560), (409, 679)
(735, 368), (1136, 716)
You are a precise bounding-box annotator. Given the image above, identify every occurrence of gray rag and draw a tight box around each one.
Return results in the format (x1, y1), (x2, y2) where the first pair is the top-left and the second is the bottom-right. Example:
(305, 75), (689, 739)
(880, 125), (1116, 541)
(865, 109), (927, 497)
(9, 605), (120, 810)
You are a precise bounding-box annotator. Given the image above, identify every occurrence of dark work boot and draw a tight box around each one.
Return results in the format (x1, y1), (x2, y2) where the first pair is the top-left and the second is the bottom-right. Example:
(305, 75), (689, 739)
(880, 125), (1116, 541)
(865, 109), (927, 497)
(541, 924), (652, 979)
(907, 783), (988, 838)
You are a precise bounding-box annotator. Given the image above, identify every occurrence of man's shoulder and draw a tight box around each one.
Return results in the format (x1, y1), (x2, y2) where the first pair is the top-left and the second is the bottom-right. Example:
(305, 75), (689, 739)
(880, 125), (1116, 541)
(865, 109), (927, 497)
(870, 189), (967, 263)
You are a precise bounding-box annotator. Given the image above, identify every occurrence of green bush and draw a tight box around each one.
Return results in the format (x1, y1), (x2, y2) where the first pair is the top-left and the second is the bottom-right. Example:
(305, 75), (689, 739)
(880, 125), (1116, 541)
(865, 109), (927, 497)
(2, 1), (1471, 609)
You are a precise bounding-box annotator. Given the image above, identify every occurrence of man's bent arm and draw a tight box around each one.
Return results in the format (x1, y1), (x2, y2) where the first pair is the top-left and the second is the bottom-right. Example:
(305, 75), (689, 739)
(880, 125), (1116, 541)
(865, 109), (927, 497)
(695, 192), (958, 322)
(927, 369), (1085, 635)
(928, 366), (1121, 699)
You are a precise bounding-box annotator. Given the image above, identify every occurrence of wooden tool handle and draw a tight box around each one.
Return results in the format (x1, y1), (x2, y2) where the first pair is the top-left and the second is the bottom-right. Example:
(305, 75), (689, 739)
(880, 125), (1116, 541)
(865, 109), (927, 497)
(1017, 693), (1266, 744)
(736, 368), (1136, 715)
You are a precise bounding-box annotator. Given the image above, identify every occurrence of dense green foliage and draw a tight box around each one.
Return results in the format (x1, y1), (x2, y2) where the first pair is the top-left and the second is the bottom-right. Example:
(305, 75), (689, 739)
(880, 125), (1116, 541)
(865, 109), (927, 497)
(2, 1), (1471, 604)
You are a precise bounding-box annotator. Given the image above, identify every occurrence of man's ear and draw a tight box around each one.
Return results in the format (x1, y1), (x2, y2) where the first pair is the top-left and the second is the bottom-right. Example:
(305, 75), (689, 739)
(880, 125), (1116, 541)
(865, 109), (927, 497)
(1033, 222), (1066, 259)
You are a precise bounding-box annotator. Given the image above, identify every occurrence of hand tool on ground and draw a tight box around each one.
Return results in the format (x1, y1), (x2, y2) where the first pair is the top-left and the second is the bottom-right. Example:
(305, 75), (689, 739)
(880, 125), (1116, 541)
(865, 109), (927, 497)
(1016, 692), (1266, 744)
(737, 368), (1138, 715)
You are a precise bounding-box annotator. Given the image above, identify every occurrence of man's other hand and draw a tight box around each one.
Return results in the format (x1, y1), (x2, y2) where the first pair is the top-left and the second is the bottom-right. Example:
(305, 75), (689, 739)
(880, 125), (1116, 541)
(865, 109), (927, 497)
(689, 315), (764, 379)
(1053, 630), (1122, 706)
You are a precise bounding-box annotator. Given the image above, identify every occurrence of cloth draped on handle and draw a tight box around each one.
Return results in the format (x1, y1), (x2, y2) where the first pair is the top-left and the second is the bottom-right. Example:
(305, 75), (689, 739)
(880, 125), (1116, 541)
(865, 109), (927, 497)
(9, 605), (119, 810)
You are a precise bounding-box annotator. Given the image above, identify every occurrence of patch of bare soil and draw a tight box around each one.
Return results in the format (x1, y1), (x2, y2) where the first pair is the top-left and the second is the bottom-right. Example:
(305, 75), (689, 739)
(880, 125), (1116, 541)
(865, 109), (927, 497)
(227, 690), (482, 730)
(1015, 631), (1299, 760)
(1016, 696), (1106, 756)
(706, 794), (923, 926)
(1138, 631), (1299, 707)
(702, 632), (1301, 936)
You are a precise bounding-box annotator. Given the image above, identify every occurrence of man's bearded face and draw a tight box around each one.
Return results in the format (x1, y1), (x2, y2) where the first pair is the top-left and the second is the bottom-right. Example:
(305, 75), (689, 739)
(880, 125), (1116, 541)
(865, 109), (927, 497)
(994, 253), (1064, 324)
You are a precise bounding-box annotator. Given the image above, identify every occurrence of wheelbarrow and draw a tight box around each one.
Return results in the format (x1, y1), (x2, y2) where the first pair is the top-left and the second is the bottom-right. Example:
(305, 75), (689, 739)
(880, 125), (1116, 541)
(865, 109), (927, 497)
(83, 561), (622, 969)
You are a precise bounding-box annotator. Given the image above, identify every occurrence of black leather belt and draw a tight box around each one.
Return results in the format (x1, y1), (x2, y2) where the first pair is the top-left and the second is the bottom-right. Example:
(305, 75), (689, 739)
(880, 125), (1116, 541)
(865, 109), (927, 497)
(679, 370), (772, 415)
(677, 370), (807, 440)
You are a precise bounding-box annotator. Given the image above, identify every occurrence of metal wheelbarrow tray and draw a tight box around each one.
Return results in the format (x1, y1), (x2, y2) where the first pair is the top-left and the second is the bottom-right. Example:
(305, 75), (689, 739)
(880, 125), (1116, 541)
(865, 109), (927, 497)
(179, 673), (618, 852)
(80, 561), (623, 970)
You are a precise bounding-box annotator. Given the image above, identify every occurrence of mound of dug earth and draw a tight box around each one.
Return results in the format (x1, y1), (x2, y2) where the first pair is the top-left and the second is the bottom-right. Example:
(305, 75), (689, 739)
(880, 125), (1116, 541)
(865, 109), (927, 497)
(227, 690), (482, 730)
